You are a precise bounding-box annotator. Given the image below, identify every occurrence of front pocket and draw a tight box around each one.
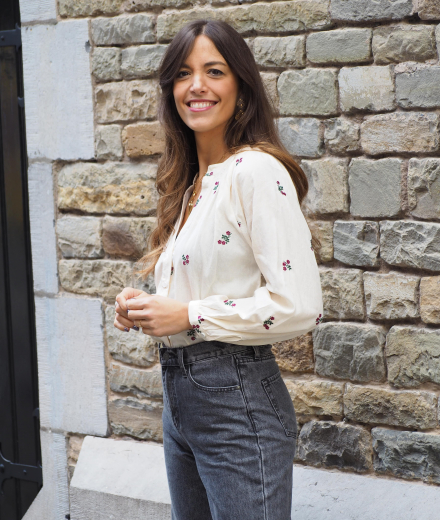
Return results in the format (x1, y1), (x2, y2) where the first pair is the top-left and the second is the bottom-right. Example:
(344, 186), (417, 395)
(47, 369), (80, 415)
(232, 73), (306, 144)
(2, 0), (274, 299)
(261, 371), (298, 437)
(187, 355), (241, 393)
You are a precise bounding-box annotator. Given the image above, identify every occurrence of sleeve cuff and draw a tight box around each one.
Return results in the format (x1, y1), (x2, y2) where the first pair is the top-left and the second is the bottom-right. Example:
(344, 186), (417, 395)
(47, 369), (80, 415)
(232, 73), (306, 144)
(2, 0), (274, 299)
(188, 300), (207, 339)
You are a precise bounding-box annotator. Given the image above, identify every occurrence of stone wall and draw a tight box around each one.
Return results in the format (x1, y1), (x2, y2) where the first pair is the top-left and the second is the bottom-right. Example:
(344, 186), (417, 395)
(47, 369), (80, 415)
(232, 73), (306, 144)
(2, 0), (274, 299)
(56, 0), (440, 487)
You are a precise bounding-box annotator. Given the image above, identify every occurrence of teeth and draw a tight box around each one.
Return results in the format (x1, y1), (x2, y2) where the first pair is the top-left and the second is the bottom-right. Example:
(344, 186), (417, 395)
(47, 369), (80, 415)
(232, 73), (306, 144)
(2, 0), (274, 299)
(189, 102), (216, 108)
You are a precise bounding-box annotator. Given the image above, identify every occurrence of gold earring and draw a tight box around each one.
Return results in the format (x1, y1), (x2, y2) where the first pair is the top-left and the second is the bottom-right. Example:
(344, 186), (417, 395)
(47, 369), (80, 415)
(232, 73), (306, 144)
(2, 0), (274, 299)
(235, 97), (245, 120)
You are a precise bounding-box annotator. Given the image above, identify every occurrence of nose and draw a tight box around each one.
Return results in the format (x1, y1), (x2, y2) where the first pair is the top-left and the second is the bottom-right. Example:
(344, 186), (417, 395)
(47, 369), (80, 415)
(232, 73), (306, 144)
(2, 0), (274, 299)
(190, 72), (207, 94)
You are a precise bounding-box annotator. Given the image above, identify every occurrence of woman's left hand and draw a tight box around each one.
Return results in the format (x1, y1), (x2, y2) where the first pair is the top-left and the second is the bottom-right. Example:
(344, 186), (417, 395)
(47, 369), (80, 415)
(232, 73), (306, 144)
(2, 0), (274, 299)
(115, 287), (191, 336)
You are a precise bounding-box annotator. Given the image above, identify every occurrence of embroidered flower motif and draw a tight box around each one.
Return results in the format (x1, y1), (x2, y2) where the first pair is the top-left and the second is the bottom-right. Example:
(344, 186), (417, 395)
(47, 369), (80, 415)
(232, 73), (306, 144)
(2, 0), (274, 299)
(236, 158), (242, 165)
(187, 325), (201, 341)
(282, 260), (291, 271)
(205, 171), (214, 177)
(194, 195), (202, 207)
(213, 181), (219, 194)
(237, 221), (241, 227)
(218, 231), (231, 245)
(224, 299), (236, 307)
(182, 254), (189, 265)
(170, 266), (174, 275)
(276, 181), (286, 196)
(197, 315), (205, 325)
(263, 316), (275, 330)
(316, 313), (323, 325)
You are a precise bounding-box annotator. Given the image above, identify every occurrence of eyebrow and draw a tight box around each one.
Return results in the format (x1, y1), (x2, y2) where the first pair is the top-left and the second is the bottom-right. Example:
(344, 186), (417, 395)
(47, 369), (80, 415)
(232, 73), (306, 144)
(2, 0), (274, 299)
(180, 61), (227, 68)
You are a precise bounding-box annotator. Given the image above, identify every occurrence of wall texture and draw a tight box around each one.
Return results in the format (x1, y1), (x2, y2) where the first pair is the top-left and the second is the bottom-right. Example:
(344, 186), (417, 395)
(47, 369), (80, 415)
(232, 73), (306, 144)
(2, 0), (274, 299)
(54, 0), (440, 491)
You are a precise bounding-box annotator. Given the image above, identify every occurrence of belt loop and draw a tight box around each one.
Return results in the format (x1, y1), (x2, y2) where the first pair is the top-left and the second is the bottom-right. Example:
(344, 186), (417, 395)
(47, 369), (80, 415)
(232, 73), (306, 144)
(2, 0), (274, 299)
(177, 348), (188, 378)
(252, 345), (261, 360)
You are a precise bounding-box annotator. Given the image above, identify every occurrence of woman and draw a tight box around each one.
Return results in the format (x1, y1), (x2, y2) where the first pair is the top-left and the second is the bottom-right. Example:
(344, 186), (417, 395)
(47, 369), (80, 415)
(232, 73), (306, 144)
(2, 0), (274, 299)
(114, 19), (323, 520)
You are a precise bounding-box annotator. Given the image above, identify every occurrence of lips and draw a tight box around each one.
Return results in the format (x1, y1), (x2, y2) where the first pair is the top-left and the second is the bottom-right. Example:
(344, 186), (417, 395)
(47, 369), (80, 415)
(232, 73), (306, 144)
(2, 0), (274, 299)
(186, 100), (218, 108)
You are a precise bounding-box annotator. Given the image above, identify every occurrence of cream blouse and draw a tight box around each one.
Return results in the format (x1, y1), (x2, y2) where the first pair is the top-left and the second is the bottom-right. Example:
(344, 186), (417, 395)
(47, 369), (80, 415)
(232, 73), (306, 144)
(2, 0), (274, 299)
(151, 147), (323, 348)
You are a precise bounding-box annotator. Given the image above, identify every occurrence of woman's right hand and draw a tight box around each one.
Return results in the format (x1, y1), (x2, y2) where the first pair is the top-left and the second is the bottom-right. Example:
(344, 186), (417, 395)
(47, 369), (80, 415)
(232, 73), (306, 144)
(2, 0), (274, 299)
(114, 287), (147, 332)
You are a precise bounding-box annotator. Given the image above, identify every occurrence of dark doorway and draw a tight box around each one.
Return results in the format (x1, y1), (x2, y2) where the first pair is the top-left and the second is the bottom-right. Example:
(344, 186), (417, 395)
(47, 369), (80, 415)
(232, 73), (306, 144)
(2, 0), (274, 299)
(0, 0), (43, 518)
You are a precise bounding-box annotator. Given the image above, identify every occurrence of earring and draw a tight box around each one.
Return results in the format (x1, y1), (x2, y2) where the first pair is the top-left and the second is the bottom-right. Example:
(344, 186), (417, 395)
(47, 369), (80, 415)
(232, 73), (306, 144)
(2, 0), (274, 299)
(235, 97), (245, 120)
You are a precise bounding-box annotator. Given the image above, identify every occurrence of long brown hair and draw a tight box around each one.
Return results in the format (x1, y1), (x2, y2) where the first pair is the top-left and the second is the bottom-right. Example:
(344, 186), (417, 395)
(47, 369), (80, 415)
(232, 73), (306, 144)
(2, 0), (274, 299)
(135, 19), (319, 280)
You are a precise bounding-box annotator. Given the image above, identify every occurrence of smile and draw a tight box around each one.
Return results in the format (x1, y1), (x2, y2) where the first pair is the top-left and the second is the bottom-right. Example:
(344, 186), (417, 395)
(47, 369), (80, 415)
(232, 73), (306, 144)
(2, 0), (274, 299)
(187, 101), (218, 112)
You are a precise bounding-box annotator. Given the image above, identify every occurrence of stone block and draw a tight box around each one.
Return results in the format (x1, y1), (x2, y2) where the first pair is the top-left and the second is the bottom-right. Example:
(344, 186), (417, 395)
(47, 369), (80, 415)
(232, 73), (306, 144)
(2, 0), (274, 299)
(373, 25), (436, 64)
(333, 220), (379, 267)
(109, 397), (163, 441)
(103, 216), (156, 259)
(330, 0), (413, 22)
(319, 268), (365, 320)
(95, 124), (123, 161)
(361, 112), (440, 155)
(92, 47), (121, 82)
(278, 69), (338, 116)
(253, 36), (305, 68)
(59, 0), (123, 16)
(344, 383), (438, 429)
(313, 322), (386, 382)
(373, 428), (440, 484)
(348, 158), (402, 218)
(56, 216), (103, 259)
(380, 220), (440, 271)
(272, 332), (314, 373)
(420, 276), (440, 324)
(95, 80), (159, 123)
(20, 0), (56, 22)
(296, 420), (372, 472)
(308, 221), (334, 263)
(284, 380), (344, 417)
(307, 28), (371, 64)
(121, 45), (168, 79)
(91, 14), (155, 45)
(339, 66), (395, 112)
(122, 121), (165, 157)
(260, 72), (279, 109)
(109, 363), (163, 398)
(364, 273), (420, 320)
(35, 296), (108, 435)
(157, 2), (331, 42)
(58, 161), (158, 215)
(127, 0), (190, 8)
(302, 158), (349, 215)
(416, 0), (440, 20)
(68, 435), (84, 480)
(396, 66), (440, 108)
(408, 158), (440, 220)
(324, 118), (360, 154)
(105, 305), (158, 367)
(386, 326), (440, 388)
(277, 118), (323, 158)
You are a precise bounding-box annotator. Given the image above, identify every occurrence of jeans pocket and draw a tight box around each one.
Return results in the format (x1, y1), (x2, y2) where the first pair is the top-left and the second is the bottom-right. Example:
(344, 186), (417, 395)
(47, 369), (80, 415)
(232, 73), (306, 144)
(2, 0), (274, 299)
(261, 371), (298, 438)
(187, 355), (241, 392)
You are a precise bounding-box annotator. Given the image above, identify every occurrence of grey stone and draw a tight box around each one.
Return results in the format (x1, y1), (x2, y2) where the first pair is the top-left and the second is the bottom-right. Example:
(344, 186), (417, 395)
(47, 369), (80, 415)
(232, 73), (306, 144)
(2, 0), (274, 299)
(408, 158), (440, 220)
(361, 112), (440, 155)
(386, 326), (440, 388)
(91, 47), (121, 82)
(260, 72), (279, 110)
(91, 14), (155, 45)
(380, 220), (440, 271)
(307, 29), (371, 64)
(278, 69), (338, 117)
(56, 216), (103, 259)
(373, 428), (440, 484)
(416, 0), (440, 20)
(319, 268), (365, 320)
(364, 273), (420, 320)
(324, 118), (360, 154)
(121, 45), (168, 79)
(254, 36), (305, 68)
(109, 363), (163, 398)
(302, 159), (349, 215)
(313, 322), (386, 383)
(396, 66), (440, 108)
(296, 420), (372, 472)
(339, 66), (395, 112)
(95, 124), (123, 161)
(333, 220), (379, 267)
(59, 0), (124, 17)
(330, 0), (413, 22)
(373, 25), (437, 65)
(278, 118), (323, 158)
(109, 397), (163, 441)
(348, 158), (402, 218)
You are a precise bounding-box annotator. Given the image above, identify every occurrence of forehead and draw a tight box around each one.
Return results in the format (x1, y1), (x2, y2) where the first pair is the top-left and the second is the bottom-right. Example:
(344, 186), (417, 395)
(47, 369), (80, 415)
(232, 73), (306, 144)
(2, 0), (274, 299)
(183, 35), (225, 65)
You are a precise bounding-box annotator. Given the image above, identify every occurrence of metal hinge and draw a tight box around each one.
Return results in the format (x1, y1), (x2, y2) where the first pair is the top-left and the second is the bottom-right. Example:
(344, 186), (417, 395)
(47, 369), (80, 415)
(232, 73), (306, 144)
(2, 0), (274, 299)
(0, 23), (21, 51)
(0, 448), (42, 493)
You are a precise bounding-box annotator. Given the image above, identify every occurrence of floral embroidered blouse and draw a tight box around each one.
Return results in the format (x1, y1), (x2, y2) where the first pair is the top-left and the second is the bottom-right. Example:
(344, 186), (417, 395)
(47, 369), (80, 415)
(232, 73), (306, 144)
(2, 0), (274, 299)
(151, 148), (323, 348)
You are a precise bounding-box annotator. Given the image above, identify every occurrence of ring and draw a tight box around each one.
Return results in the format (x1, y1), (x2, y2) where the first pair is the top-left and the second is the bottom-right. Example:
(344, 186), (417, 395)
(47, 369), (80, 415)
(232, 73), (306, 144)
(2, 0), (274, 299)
(137, 320), (142, 329)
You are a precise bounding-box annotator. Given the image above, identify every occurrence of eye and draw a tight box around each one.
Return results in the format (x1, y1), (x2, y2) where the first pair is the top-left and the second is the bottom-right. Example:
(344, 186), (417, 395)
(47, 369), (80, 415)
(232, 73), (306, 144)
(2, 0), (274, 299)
(176, 70), (190, 78)
(208, 69), (224, 76)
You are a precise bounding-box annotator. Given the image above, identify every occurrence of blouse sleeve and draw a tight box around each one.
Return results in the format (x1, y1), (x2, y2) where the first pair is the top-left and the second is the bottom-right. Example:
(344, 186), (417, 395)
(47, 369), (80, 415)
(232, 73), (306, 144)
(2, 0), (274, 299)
(187, 151), (323, 344)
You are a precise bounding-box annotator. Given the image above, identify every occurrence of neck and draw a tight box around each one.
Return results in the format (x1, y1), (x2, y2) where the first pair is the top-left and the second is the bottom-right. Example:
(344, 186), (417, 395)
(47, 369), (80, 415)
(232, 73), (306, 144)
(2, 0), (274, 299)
(194, 125), (230, 176)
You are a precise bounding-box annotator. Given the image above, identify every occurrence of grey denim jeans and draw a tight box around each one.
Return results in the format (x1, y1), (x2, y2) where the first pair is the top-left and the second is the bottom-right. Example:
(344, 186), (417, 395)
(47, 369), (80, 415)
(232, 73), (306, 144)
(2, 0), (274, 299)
(159, 340), (298, 520)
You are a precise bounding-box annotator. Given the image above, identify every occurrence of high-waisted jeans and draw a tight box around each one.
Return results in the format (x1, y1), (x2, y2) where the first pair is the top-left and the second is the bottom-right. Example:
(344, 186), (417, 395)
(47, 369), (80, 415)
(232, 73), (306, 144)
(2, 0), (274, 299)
(159, 340), (298, 520)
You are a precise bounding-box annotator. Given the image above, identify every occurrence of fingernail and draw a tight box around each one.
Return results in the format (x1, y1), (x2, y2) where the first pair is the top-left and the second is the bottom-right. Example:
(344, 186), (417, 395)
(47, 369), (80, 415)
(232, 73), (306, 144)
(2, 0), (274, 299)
(124, 327), (129, 332)
(127, 309), (130, 313)
(133, 326), (140, 331)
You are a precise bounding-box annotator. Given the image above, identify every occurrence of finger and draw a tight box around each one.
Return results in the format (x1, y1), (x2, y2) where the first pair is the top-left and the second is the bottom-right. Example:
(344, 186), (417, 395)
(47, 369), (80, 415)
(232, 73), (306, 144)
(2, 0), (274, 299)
(115, 302), (130, 319)
(126, 295), (152, 311)
(116, 287), (144, 312)
(124, 309), (150, 321)
(115, 313), (136, 330)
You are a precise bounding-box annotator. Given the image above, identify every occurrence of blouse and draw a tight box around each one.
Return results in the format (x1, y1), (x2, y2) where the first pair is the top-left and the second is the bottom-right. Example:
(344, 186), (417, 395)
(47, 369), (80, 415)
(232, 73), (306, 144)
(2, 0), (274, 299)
(151, 147), (324, 348)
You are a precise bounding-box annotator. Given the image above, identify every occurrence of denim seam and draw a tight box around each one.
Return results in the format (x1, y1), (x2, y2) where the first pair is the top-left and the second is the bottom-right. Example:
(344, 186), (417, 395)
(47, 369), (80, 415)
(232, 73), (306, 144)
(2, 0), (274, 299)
(261, 373), (297, 438)
(170, 368), (180, 431)
(187, 363), (241, 393)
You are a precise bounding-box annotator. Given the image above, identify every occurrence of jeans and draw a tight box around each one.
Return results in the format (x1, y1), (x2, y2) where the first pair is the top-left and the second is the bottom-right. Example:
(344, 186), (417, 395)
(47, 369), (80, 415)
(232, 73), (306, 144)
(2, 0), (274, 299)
(159, 340), (298, 520)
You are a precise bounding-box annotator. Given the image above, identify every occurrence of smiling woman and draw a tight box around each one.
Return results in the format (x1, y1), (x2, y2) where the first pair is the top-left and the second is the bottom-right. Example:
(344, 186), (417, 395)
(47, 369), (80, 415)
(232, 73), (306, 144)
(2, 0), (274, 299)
(113, 19), (323, 520)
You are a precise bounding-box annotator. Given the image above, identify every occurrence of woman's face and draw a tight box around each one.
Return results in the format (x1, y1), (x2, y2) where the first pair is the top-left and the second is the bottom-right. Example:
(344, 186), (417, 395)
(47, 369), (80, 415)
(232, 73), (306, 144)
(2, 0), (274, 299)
(173, 34), (240, 136)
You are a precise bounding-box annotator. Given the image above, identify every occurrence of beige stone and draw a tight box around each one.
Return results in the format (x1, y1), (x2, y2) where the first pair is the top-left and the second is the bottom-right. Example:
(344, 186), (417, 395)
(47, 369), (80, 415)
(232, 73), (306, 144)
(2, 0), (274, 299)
(91, 14), (155, 45)
(109, 363), (163, 398)
(308, 221), (333, 263)
(67, 435), (84, 480)
(319, 268), (365, 320)
(408, 158), (440, 220)
(109, 397), (163, 441)
(272, 333), (314, 373)
(58, 161), (158, 215)
(284, 379), (344, 416)
(260, 72), (279, 110)
(95, 80), (160, 124)
(344, 384), (438, 429)
(103, 216), (156, 259)
(420, 276), (440, 324)
(324, 118), (360, 154)
(416, 0), (440, 20)
(122, 122), (165, 157)
(59, 0), (123, 17)
(124, 0), (190, 8)
(363, 272), (420, 320)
